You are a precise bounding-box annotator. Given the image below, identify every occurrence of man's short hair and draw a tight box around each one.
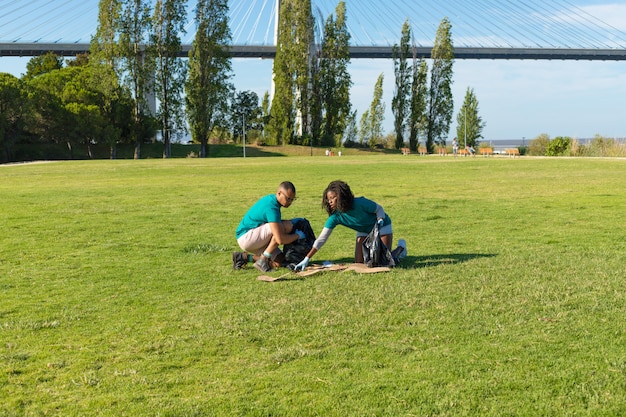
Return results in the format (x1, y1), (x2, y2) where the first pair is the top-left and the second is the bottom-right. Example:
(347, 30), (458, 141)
(279, 181), (296, 193)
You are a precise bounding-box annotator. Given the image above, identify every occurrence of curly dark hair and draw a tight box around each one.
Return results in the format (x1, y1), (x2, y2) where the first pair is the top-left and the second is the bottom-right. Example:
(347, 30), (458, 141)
(322, 180), (354, 215)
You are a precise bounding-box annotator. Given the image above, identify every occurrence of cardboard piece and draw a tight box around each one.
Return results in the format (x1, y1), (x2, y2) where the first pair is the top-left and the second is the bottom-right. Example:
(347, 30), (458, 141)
(256, 272), (291, 282)
(344, 263), (392, 274)
(257, 263), (391, 282)
(295, 263), (349, 277)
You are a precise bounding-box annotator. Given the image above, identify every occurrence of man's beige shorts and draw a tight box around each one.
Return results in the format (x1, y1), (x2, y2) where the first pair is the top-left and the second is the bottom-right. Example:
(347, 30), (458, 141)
(237, 224), (280, 258)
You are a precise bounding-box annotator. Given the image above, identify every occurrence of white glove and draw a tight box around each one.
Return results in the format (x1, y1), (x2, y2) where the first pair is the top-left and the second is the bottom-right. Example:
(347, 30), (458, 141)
(377, 218), (384, 227)
(295, 229), (306, 240)
(295, 256), (310, 271)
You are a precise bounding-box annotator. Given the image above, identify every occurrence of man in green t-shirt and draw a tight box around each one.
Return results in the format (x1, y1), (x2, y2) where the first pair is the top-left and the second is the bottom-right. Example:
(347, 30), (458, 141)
(233, 181), (305, 272)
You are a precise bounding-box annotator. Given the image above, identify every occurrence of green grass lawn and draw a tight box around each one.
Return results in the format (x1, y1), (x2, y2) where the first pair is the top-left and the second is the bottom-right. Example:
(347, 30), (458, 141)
(1, 154), (626, 416)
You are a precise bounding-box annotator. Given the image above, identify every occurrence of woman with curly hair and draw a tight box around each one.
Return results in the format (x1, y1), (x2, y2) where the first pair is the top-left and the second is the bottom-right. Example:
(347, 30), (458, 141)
(294, 180), (405, 270)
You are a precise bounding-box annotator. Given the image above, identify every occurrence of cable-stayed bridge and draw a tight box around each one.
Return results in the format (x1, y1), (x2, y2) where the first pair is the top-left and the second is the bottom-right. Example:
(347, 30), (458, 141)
(1, 0), (626, 60)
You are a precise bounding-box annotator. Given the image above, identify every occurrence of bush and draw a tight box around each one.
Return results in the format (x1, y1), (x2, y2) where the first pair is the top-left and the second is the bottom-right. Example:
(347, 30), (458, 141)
(576, 135), (626, 157)
(545, 136), (572, 156)
(528, 133), (550, 156)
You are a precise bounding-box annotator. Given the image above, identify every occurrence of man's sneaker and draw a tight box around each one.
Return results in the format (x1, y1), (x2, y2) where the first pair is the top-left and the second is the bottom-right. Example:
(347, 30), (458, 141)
(232, 252), (248, 270)
(254, 256), (272, 273)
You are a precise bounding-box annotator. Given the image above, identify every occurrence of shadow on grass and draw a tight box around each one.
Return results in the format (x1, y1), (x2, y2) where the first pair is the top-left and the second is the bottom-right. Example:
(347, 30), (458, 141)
(286, 253), (497, 272)
(399, 253), (498, 269)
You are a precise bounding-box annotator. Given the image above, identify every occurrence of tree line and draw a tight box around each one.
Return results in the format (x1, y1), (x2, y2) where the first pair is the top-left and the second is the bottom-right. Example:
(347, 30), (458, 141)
(0, 0), (485, 162)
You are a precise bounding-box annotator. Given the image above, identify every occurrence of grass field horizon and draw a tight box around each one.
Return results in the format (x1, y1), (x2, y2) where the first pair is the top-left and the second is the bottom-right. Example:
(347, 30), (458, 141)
(1, 155), (625, 416)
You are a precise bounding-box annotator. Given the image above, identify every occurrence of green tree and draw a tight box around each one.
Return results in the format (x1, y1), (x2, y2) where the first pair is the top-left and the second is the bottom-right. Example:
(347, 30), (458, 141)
(118, 0), (156, 159)
(392, 19), (411, 150)
(231, 90), (260, 144)
(28, 68), (79, 156)
(152, 0), (187, 158)
(319, 1), (351, 147)
(23, 52), (63, 81)
(185, 0), (233, 157)
(269, 0), (314, 145)
(29, 66), (119, 158)
(343, 110), (358, 145)
(409, 58), (428, 152)
(366, 73), (385, 147)
(293, 0), (314, 141)
(91, 0), (127, 158)
(260, 91), (271, 143)
(427, 17), (454, 153)
(309, 46), (322, 147)
(66, 53), (90, 68)
(91, 0), (122, 68)
(0, 73), (29, 161)
(358, 109), (369, 145)
(269, 0), (295, 146)
(455, 87), (485, 148)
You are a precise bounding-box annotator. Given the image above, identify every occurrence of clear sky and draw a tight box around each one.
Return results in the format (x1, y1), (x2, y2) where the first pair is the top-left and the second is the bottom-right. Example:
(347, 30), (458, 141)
(1, 0), (625, 142)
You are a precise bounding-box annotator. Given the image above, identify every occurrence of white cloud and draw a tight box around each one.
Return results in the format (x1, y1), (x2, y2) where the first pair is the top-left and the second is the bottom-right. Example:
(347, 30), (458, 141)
(569, 4), (626, 31)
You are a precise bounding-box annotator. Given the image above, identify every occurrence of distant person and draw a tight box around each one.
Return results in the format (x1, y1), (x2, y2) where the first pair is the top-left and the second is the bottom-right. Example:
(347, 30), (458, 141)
(233, 181), (305, 272)
(452, 137), (459, 157)
(467, 145), (475, 156)
(294, 180), (406, 271)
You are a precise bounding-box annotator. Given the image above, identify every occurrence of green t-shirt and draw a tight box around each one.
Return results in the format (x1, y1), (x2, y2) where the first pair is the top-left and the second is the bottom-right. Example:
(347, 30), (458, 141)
(324, 196), (390, 234)
(236, 194), (282, 239)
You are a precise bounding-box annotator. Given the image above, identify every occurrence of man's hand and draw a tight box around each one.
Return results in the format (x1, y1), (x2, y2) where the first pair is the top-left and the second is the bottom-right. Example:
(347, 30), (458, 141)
(295, 256), (310, 271)
(295, 229), (306, 240)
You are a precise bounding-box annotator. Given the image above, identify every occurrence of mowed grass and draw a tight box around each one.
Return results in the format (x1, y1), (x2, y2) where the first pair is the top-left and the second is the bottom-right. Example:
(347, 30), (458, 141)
(1, 154), (625, 416)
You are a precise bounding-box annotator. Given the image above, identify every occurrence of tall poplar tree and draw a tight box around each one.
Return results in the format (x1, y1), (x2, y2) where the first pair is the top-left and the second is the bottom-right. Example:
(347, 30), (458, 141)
(269, 0), (314, 145)
(409, 57), (428, 152)
(118, 0), (156, 159)
(392, 19), (411, 150)
(319, 1), (351, 147)
(91, 0), (121, 68)
(293, 0), (314, 140)
(152, 0), (187, 158)
(185, 0), (233, 158)
(426, 17), (454, 153)
(456, 87), (485, 148)
(268, 0), (295, 145)
(367, 73), (385, 147)
(260, 91), (271, 142)
(91, 0), (136, 159)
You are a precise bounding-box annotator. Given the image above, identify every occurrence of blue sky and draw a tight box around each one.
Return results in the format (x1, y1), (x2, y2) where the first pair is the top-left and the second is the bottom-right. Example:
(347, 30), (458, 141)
(1, 0), (626, 141)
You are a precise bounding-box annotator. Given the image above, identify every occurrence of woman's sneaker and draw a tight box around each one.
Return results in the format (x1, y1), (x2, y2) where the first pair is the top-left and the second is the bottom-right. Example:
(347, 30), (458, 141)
(391, 239), (407, 262)
(397, 239), (407, 259)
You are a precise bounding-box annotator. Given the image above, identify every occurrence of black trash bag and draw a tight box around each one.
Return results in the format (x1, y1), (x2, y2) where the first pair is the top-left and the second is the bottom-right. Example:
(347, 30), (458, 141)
(283, 218), (317, 264)
(362, 223), (396, 268)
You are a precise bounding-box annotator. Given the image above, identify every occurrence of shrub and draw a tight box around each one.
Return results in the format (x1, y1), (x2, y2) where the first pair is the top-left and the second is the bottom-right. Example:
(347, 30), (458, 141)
(545, 136), (572, 156)
(528, 133), (550, 156)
